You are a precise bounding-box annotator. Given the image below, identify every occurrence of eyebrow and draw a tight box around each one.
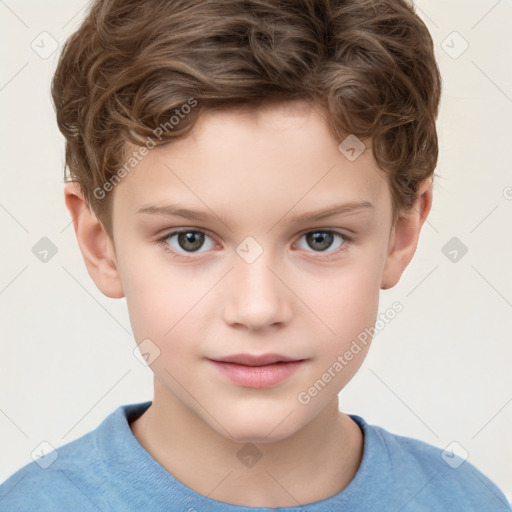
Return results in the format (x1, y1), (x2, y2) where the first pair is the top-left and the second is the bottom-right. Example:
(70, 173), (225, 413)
(136, 200), (374, 229)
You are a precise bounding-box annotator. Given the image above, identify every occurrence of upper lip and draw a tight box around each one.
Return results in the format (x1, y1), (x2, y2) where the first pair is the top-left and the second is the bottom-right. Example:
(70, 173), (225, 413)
(209, 353), (304, 367)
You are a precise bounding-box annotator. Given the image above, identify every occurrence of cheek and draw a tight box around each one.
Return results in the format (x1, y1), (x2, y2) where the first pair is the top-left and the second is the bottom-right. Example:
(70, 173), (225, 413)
(124, 278), (200, 344)
(119, 251), (217, 369)
(290, 254), (385, 401)
(296, 266), (380, 395)
(296, 256), (383, 337)
(117, 248), (187, 340)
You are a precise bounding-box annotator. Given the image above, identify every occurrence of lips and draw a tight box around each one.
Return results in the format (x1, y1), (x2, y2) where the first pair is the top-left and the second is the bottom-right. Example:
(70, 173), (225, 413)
(209, 353), (304, 366)
(207, 353), (307, 388)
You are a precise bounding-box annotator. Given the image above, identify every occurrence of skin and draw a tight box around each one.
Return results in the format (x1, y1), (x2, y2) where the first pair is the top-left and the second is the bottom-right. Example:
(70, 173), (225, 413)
(64, 99), (432, 507)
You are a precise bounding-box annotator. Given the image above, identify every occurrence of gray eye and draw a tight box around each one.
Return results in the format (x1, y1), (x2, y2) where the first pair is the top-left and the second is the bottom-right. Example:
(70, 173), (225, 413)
(164, 230), (215, 254)
(296, 231), (345, 253)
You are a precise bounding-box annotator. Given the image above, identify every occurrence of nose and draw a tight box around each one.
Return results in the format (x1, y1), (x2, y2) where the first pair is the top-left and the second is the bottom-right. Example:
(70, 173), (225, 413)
(222, 254), (293, 331)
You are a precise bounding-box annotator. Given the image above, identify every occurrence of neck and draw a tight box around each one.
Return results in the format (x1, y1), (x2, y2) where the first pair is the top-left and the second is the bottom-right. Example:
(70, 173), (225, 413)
(130, 377), (363, 508)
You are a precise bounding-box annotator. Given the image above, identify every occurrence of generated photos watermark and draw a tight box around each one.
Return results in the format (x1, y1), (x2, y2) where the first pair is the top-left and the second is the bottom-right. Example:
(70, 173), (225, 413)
(93, 97), (198, 200)
(297, 301), (403, 405)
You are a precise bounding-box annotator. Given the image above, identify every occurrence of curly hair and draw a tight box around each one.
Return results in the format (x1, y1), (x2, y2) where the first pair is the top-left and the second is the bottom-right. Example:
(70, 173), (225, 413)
(52, 0), (442, 238)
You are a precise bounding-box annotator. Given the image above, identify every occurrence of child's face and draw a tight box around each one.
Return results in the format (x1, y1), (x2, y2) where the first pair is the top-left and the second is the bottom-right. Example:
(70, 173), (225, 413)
(103, 100), (401, 441)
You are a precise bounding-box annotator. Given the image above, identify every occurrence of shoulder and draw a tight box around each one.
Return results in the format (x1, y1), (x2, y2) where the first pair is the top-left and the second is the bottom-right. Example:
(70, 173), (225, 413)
(0, 427), (111, 512)
(0, 402), (145, 512)
(352, 415), (511, 511)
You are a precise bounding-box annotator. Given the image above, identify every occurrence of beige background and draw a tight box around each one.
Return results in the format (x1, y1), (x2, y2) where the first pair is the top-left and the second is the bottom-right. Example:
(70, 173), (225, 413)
(1, 0), (511, 503)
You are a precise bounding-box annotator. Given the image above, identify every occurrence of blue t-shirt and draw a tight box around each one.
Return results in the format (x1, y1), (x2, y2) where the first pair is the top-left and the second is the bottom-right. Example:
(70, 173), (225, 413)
(0, 401), (509, 511)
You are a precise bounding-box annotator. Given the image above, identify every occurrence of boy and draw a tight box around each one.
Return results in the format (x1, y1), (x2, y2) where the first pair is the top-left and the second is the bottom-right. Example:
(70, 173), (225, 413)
(1, 0), (510, 510)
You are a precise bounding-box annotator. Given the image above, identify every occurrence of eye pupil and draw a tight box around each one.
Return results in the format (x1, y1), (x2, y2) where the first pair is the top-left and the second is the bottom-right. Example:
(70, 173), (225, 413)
(306, 232), (334, 251)
(178, 231), (204, 251)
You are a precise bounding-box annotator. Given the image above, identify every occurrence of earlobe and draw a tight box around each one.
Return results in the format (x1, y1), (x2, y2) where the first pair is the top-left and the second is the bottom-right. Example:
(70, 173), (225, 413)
(380, 179), (433, 290)
(64, 182), (125, 298)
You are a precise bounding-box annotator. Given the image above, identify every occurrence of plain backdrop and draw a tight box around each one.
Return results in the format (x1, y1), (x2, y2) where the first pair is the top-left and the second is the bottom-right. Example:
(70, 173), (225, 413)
(1, 0), (511, 503)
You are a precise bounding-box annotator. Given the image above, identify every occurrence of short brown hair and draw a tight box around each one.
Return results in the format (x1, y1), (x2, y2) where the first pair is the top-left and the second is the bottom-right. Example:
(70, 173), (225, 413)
(52, 0), (442, 238)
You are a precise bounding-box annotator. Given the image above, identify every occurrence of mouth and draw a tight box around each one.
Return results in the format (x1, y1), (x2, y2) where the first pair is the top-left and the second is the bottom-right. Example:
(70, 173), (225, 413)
(208, 353), (306, 367)
(207, 354), (307, 388)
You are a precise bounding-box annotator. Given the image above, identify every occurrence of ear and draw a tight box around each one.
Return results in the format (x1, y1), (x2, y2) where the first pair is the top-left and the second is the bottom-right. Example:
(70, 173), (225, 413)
(381, 178), (433, 290)
(64, 182), (125, 298)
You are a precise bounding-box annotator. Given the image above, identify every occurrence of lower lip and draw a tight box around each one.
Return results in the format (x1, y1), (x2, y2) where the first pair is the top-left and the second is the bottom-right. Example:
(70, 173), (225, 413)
(208, 360), (305, 388)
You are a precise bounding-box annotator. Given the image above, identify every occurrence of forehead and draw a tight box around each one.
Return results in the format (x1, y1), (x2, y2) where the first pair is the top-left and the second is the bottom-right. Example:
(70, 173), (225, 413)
(112, 100), (390, 223)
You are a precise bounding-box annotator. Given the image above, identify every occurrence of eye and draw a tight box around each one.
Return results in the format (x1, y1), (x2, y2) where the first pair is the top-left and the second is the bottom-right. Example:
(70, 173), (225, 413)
(157, 228), (352, 261)
(158, 229), (215, 258)
(294, 230), (351, 259)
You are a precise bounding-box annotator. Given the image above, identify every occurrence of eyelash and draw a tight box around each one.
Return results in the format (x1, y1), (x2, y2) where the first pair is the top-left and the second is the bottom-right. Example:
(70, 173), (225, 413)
(156, 228), (353, 261)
